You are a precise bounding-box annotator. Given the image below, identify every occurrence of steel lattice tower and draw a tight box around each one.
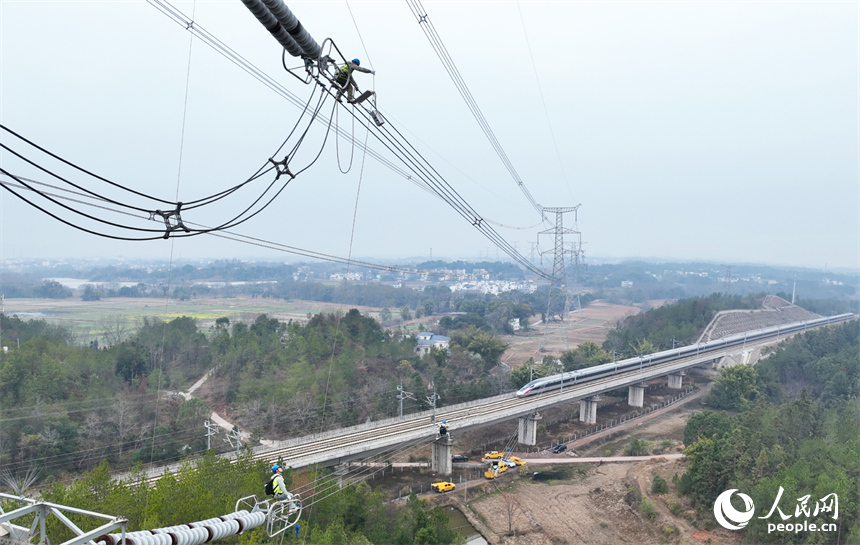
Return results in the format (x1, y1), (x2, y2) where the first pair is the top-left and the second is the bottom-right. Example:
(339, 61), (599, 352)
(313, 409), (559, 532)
(538, 206), (584, 350)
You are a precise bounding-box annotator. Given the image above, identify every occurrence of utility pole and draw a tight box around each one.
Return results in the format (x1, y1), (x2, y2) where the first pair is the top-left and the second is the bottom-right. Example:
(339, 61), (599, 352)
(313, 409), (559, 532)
(226, 427), (242, 453)
(204, 419), (219, 450)
(396, 382), (414, 419)
(426, 382), (440, 424)
(0, 293), (4, 354)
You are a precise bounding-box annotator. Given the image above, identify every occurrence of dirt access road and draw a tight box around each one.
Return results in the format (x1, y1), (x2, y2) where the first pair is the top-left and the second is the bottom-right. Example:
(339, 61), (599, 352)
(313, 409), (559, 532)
(455, 394), (740, 545)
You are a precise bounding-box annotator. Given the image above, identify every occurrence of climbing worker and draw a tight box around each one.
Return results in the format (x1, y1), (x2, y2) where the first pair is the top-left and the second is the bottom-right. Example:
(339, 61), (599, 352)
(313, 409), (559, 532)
(335, 58), (374, 103)
(269, 465), (300, 513)
(269, 465), (287, 498)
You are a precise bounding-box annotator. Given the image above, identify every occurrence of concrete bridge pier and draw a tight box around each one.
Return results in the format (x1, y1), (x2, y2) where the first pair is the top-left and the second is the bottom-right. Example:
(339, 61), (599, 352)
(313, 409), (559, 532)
(627, 383), (648, 408)
(668, 371), (686, 389)
(333, 464), (349, 488)
(518, 412), (542, 446)
(579, 396), (600, 424)
(431, 433), (454, 475)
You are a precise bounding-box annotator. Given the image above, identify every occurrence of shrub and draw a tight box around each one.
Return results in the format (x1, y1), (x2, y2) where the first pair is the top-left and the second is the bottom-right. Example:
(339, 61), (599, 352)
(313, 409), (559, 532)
(677, 472), (693, 495)
(625, 483), (642, 507)
(651, 475), (668, 494)
(640, 499), (656, 522)
(624, 438), (650, 456)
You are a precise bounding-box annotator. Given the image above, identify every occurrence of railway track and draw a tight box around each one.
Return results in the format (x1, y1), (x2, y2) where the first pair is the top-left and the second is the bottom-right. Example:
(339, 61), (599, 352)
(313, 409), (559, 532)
(137, 313), (852, 484)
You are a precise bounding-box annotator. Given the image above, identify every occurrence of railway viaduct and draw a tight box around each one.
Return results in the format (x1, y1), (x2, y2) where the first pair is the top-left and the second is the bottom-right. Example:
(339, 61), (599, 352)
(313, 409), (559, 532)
(248, 314), (852, 475)
(131, 313), (852, 482)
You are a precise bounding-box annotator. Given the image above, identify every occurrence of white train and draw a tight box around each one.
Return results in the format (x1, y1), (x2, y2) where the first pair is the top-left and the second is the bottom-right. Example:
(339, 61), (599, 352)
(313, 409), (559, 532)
(515, 313), (854, 397)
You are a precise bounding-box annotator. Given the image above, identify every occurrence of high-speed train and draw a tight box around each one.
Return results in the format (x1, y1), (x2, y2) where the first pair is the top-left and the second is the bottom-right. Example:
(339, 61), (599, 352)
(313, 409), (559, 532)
(515, 313), (854, 397)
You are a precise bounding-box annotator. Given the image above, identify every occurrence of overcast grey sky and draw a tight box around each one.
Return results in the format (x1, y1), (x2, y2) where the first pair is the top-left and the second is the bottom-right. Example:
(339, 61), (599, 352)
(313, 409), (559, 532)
(1, 0), (858, 271)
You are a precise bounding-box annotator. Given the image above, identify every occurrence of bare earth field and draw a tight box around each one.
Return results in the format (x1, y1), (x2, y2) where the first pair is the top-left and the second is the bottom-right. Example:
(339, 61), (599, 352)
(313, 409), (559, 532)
(458, 398), (739, 545)
(2, 297), (383, 342)
(500, 300), (640, 363)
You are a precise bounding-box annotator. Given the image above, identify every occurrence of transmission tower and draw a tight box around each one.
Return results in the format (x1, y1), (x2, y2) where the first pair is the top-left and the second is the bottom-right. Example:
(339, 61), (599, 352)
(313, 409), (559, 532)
(528, 242), (540, 263)
(722, 265), (733, 296)
(537, 206), (583, 350)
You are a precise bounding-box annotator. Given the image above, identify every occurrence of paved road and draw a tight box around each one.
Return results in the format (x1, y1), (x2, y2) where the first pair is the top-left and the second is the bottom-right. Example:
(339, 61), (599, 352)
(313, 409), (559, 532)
(521, 453), (685, 464)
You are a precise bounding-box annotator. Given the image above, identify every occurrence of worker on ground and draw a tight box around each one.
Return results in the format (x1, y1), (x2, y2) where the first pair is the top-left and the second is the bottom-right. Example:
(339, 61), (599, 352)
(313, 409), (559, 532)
(270, 465), (300, 513)
(335, 58), (374, 103)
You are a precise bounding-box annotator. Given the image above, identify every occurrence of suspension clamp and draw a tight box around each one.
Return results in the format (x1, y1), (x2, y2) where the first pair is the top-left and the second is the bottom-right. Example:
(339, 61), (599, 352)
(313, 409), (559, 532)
(150, 202), (191, 239)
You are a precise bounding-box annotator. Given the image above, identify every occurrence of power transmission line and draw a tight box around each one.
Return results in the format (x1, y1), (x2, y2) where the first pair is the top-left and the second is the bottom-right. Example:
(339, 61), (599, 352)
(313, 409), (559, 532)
(0, 174), (457, 277)
(148, 0), (552, 277)
(404, 0), (547, 222)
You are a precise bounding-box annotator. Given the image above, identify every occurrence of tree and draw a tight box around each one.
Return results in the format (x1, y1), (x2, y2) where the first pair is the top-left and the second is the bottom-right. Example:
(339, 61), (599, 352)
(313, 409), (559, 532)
(631, 339), (656, 356)
(683, 410), (733, 446)
(465, 330), (509, 368)
(81, 284), (101, 301)
(651, 475), (668, 494)
(379, 308), (392, 325)
(496, 484), (522, 534)
(101, 315), (129, 346)
(560, 342), (612, 371)
(113, 342), (149, 382)
(707, 365), (758, 410)
(107, 396), (139, 460)
(35, 280), (72, 299)
(510, 358), (552, 388)
(513, 303), (533, 329)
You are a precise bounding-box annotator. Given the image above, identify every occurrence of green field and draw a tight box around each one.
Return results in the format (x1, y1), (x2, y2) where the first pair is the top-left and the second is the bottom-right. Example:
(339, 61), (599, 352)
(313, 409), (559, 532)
(3, 296), (385, 344)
